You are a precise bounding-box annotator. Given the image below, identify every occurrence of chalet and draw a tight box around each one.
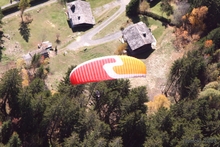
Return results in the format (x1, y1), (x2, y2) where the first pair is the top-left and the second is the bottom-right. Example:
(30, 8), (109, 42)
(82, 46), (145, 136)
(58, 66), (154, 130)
(122, 21), (156, 55)
(66, 0), (95, 28)
(23, 41), (52, 64)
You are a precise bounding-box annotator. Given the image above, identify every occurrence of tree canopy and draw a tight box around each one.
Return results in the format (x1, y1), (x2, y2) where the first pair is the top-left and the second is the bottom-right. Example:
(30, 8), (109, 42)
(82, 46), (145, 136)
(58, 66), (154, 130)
(1, 0), (220, 146)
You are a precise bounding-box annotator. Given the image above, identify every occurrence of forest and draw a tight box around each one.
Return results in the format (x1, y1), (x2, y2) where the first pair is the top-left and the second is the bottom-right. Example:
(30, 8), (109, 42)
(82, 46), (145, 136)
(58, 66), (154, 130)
(0, 0), (220, 146)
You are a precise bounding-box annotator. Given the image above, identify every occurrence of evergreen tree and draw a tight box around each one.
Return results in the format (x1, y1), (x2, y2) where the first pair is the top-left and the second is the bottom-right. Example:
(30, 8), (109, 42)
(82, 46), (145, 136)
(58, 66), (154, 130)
(58, 65), (85, 98)
(64, 132), (81, 147)
(29, 78), (45, 96)
(108, 137), (123, 147)
(6, 132), (21, 147)
(1, 121), (13, 145)
(144, 93), (220, 146)
(126, 0), (140, 16)
(167, 50), (206, 101)
(118, 86), (148, 147)
(0, 69), (22, 118)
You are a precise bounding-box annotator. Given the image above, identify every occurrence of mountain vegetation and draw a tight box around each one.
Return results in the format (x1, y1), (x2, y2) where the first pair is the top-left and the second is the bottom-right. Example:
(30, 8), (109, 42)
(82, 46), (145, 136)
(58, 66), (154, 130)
(0, 0), (220, 146)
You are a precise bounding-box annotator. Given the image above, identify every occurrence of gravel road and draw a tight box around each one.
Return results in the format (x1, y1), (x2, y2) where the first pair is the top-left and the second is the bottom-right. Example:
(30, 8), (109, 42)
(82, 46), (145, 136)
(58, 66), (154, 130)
(66, 0), (130, 50)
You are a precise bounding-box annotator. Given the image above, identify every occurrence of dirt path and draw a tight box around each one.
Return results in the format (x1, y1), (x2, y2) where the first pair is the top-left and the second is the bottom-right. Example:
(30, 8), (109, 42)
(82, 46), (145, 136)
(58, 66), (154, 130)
(2, 0), (57, 20)
(129, 26), (184, 100)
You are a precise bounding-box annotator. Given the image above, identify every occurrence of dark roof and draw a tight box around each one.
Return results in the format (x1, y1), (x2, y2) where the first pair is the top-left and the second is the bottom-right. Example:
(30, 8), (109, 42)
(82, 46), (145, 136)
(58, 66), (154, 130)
(66, 0), (95, 26)
(122, 22), (154, 51)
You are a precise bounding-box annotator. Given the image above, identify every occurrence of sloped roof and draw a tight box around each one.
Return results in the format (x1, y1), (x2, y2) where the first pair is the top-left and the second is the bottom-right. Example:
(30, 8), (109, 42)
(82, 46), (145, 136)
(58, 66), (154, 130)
(66, 0), (95, 26)
(23, 41), (51, 62)
(122, 22), (154, 51)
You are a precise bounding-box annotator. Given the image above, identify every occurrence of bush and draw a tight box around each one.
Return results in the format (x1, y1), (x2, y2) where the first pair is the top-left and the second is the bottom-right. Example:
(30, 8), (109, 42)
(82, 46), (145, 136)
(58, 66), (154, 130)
(114, 43), (128, 55)
(203, 81), (219, 91)
(140, 15), (149, 26)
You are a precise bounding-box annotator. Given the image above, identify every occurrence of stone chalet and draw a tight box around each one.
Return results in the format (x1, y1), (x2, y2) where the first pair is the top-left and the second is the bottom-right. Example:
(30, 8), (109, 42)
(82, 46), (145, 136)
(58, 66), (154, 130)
(66, 0), (95, 28)
(122, 21), (156, 55)
(23, 41), (52, 64)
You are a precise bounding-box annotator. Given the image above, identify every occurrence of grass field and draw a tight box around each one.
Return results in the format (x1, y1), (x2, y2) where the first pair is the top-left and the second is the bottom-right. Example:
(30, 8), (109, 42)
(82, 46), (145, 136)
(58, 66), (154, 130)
(95, 6), (120, 25)
(88, 0), (114, 9)
(2, 2), (73, 53)
(2, 0), (116, 56)
(0, 0), (9, 7)
(148, 17), (166, 40)
(150, 2), (169, 18)
(93, 11), (128, 40)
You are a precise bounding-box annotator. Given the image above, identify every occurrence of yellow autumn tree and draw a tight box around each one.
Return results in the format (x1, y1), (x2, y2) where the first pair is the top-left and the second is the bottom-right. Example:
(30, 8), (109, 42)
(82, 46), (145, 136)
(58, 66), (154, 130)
(21, 68), (29, 87)
(146, 94), (171, 115)
(16, 58), (26, 69)
(182, 6), (208, 34)
(114, 43), (128, 55)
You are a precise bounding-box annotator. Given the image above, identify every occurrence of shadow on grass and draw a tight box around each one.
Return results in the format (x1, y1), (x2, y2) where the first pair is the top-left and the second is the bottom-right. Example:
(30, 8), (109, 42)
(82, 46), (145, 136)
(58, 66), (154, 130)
(149, 0), (161, 8)
(0, 47), (2, 62)
(19, 21), (30, 42)
(2, 0), (49, 16)
(0, 30), (4, 61)
(127, 48), (155, 59)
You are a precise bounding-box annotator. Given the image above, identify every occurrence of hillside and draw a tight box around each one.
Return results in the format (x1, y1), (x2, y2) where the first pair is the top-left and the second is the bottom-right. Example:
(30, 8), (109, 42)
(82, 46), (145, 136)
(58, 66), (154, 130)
(0, 0), (220, 146)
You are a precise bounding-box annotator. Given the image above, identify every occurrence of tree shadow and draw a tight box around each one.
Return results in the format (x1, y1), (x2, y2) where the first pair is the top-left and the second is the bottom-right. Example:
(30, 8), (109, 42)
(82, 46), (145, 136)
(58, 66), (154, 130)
(55, 39), (61, 45)
(0, 30), (4, 61)
(19, 21), (30, 42)
(0, 47), (3, 62)
(129, 15), (140, 23)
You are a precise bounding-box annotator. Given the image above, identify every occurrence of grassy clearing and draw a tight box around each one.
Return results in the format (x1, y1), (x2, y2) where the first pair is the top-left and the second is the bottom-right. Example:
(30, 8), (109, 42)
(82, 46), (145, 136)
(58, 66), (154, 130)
(93, 12), (128, 40)
(0, 0), (9, 7)
(2, 2), (74, 53)
(150, 2), (169, 18)
(88, 0), (114, 9)
(148, 17), (166, 40)
(47, 40), (121, 89)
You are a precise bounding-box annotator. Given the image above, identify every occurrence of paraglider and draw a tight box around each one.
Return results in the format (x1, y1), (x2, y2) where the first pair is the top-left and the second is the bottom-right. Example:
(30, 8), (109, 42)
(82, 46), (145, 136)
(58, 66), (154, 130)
(69, 55), (147, 85)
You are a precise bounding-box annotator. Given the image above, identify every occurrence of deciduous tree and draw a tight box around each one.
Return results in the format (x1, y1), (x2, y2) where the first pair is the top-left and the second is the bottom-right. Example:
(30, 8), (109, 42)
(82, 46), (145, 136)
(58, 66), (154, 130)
(182, 6), (208, 35)
(146, 94), (170, 115)
(114, 43), (127, 55)
(18, 0), (30, 21)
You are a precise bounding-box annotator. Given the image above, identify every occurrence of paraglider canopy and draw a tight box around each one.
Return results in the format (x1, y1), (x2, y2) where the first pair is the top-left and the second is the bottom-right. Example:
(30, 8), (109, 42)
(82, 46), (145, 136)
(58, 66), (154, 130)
(69, 55), (147, 85)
